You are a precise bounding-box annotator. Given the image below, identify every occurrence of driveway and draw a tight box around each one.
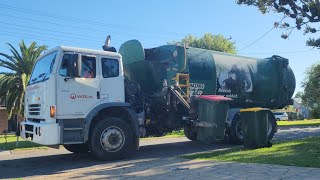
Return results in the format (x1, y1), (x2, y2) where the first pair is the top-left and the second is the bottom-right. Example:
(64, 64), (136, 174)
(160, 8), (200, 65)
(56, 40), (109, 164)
(0, 126), (319, 179)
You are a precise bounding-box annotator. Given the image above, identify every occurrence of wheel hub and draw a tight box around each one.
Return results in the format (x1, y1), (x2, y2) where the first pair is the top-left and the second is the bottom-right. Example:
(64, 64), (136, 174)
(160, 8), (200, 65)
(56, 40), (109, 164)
(100, 127), (125, 152)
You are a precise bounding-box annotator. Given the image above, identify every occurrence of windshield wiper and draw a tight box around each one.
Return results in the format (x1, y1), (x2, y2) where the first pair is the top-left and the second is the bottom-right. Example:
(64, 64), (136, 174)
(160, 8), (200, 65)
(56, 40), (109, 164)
(42, 59), (55, 82)
(41, 73), (48, 82)
(29, 73), (46, 84)
(38, 73), (46, 78)
(30, 78), (38, 82)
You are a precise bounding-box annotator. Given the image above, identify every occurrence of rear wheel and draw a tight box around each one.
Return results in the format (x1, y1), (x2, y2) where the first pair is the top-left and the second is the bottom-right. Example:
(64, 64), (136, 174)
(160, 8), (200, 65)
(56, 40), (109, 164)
(267, 111), (277, 141)
(89, 117), (135, 161)
(229, 112), (277, 144)
(184, 125), (197, 141)
(63, 144), (89, 154)
(229, 115), (243, 144)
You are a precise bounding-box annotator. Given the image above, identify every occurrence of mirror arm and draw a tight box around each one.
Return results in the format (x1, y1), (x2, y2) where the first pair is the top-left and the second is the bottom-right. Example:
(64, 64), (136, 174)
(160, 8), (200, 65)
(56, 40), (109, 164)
(64, 77), (73, 82)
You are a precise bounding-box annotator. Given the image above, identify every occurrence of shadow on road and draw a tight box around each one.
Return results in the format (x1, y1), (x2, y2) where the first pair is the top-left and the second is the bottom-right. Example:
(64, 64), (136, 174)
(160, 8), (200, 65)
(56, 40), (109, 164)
(0, 140), (231, 179)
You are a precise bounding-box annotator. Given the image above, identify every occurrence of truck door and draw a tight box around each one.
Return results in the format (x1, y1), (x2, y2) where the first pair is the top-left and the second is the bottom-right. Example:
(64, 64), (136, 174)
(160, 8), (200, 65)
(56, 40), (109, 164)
(99, 56), (125, 103)
(57, 53), (100, 118)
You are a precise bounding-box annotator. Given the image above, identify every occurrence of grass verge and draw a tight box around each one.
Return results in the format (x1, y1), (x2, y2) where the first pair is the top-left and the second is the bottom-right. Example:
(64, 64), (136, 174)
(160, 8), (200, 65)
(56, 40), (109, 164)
(277, 119), (320, 127)
(183, 137), (320, 168)
(142, 130), (185, 139)
(165, 130), (185, 137)
(0, 135), (46, 150)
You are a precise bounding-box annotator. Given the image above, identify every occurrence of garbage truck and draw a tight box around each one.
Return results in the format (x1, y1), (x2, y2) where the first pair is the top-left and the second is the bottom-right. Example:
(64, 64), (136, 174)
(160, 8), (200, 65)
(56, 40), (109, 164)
(20, 37), (295, 160)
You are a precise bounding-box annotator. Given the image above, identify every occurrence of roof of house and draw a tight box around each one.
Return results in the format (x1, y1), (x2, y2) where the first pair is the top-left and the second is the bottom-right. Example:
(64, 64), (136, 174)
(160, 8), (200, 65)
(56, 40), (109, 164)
(294, 98), (303, 104)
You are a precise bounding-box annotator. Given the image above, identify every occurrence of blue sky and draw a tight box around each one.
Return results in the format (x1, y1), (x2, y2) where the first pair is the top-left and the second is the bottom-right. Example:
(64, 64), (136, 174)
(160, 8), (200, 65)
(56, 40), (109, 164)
(0, 0), (319, 94)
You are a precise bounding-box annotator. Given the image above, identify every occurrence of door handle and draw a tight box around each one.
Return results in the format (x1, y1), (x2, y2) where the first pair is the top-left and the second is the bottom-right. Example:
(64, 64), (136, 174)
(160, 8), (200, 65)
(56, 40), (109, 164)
(97, 91), (100, 99)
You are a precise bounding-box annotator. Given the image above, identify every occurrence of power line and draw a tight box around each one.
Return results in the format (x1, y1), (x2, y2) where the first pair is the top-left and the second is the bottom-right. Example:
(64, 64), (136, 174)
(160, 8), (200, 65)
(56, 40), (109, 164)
(238, 27), (274, 51)
(0, 25), (104, 43)
(0, 13), (180, 42)
(0, 31), (105, 47)
(0, 23), (163, 48)
(239, 49), (318, 55)
(239, 16), (287, 52)
(0, 4), (193, 37)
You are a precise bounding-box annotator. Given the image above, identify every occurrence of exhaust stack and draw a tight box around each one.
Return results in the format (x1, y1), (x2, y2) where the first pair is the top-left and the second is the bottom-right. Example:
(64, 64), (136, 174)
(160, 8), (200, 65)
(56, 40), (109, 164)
(102, 35), (117, 52)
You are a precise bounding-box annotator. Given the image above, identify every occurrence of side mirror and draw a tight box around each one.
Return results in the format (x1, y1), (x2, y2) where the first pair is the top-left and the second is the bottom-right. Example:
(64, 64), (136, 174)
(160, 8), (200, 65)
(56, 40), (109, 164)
(70, 54), (81, 78)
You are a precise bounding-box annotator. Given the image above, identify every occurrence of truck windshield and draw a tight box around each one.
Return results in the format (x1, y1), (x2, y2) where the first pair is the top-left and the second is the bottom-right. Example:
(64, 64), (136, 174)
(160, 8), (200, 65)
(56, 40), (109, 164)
(29, 51), (57, 85)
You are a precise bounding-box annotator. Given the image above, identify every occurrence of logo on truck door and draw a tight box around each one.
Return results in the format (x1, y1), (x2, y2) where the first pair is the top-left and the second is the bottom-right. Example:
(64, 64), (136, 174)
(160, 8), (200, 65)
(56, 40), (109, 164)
(70, 93), (93, 99)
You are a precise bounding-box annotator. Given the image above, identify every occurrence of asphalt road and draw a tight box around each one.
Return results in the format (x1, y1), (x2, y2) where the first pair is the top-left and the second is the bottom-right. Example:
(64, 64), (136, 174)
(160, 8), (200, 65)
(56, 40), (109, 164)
(0, 126), (319, 179)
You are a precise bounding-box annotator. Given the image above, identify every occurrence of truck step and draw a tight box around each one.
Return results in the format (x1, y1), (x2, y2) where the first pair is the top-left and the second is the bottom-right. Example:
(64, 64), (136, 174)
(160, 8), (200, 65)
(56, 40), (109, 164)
(58, 119), (84, 144)
(63, 141), (83, 145)
(64, 127), (83, 131)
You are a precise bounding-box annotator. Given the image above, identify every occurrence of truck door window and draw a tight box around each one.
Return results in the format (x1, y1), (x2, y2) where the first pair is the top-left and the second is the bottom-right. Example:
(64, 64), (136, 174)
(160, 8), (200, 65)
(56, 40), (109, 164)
(59, 54), (71, 76)
(81, 56), (96, 78)
(101, 58), (119, 78)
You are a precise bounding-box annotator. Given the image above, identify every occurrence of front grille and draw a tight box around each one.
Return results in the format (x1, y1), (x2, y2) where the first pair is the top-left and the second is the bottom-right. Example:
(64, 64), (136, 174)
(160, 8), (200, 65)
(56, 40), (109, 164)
(25, 124), (33, 132)
(28, 104), (41, 115)
(27, 118), (44, 123)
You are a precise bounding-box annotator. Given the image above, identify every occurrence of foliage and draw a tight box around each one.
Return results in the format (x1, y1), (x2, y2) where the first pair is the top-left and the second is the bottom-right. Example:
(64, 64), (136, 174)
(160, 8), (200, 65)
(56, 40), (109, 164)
(277, 119), (320, 126)
(169, 33), (237, 54)
(0, 41), (47, 115)
(184, 137), (320, 168)
(237, 0), (320, 48)
(165, 130), (185, 137)
(301, 63), (320, 118)
(294, 91), (304, 98)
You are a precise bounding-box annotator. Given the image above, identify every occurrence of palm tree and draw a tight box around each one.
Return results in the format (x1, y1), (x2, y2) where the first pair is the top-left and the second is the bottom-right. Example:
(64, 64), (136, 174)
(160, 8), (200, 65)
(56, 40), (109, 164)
(0, 40), (47, 116)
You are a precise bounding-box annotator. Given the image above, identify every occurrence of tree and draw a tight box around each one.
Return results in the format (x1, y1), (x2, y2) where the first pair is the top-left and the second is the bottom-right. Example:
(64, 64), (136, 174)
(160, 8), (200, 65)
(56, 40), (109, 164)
(237, 0), (320, 48)
(170, 33), (237, 54)
(0, 41), (47, 115)
(294, 91), (304, 98)
(301, 63), (320, 118)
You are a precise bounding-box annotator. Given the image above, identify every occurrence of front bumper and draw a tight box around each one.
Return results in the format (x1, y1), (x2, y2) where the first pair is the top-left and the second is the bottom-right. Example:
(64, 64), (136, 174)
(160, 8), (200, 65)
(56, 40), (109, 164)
(20, 120), (61, 145)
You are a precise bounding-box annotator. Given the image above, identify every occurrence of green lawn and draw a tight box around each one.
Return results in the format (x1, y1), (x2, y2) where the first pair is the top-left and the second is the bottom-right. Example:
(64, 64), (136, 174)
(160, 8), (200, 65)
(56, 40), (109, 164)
(0, 135), (46, 150)
(165, 130), (185, 137)
(142, 130), (185, 139)
(183, 137), (320, 168)
(277, 119), (320, 127)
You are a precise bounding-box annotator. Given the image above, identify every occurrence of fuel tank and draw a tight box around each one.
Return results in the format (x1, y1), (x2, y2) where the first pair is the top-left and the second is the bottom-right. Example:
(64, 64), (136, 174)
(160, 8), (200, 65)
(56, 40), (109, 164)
(119, 40), (295, 109)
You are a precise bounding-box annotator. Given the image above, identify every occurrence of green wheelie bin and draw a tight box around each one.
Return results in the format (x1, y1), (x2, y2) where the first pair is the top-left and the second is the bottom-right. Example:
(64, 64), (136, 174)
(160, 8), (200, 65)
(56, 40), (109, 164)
(240, 108), (272, 149)
(196, 95), (232, 144)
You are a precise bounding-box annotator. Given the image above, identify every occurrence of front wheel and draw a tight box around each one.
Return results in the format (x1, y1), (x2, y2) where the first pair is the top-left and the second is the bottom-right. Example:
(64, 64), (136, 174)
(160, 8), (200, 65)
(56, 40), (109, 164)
(89, 117), (135, 161)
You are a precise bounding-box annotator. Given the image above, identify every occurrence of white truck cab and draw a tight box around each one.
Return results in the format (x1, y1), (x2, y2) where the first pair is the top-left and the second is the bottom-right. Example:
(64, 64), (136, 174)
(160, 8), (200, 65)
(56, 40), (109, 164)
(20, 46), (139, 160)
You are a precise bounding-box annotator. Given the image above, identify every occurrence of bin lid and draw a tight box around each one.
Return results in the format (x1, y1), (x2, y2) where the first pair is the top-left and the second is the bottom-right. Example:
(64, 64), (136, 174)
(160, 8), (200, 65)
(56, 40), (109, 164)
(197, 95), (232, 102)
(240, 107), (270, 112)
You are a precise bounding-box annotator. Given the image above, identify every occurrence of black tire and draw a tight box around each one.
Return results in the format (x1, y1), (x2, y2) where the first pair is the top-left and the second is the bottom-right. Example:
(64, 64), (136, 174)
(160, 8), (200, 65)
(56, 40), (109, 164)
(184, 125), (197, 141)
(63, 144), (89, 154)
(229, 112), (277, 144)
(89, 117), (135, 161)
(229, 114), (243, 144)
(267, 112), (277, 141)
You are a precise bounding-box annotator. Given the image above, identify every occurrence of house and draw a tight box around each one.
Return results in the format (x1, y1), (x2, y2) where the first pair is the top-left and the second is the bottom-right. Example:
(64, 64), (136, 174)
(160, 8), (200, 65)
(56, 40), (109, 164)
(293, 98), (310, 119)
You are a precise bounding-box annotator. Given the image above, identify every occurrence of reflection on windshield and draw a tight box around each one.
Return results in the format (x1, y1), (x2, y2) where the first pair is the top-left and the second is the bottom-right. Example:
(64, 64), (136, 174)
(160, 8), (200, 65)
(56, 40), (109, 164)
(29, 51), (57, 85)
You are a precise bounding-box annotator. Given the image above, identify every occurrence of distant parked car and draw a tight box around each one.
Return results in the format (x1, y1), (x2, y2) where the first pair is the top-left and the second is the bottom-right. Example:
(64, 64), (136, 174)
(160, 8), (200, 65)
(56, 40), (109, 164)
(273, 112), (289, 121)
